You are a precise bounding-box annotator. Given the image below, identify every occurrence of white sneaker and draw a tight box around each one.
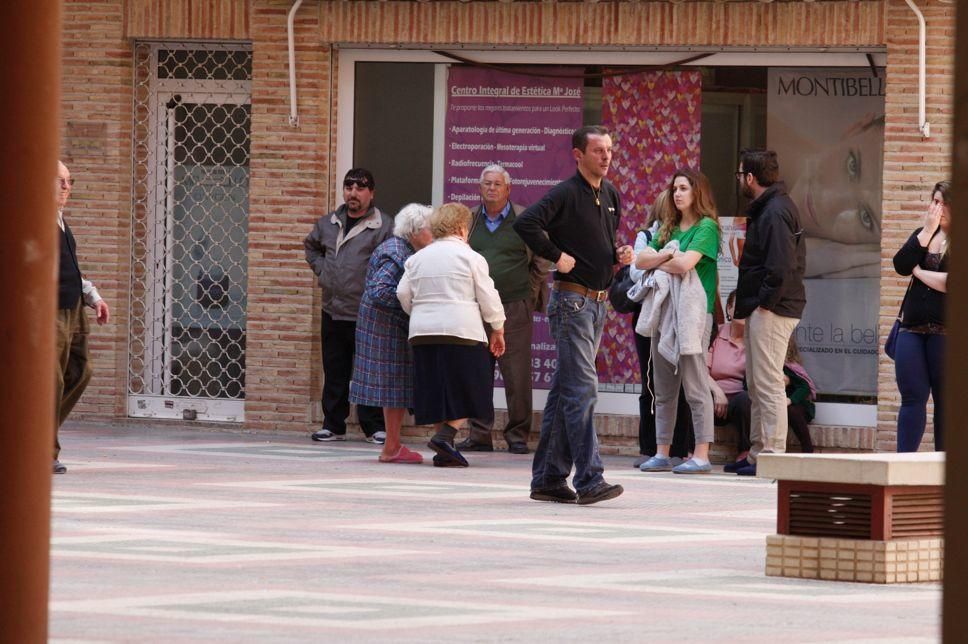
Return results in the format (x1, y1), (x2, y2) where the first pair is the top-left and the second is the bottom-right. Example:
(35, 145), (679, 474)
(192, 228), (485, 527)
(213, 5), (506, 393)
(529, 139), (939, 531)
(312, 429), (345, 442)
(366, 431), (387, 445)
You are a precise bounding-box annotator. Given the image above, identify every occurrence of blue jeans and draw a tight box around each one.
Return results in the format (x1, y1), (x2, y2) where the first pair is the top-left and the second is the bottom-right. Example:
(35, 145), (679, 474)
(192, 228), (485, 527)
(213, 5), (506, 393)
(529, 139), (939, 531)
(531, 290), (606, 495)
(895, 330), (945, 452)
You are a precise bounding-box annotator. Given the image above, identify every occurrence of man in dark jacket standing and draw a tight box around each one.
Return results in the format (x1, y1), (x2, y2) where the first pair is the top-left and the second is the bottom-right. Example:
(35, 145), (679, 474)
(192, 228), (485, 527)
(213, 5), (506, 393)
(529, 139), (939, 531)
(304, 168), (392, 444)
(732, 149), (806, 476)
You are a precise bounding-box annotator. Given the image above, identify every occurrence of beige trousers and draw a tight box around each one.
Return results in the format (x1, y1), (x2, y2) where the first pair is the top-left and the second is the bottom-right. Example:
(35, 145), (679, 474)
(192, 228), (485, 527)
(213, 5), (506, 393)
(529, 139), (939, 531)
(745, 308), (800, 464)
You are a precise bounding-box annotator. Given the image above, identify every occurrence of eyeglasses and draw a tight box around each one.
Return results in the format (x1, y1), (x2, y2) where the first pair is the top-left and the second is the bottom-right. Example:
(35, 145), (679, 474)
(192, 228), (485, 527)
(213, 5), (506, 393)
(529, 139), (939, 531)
(343, 179), (371, 190)
(734, 171), (748, 179)
(56, 178), (76, 187)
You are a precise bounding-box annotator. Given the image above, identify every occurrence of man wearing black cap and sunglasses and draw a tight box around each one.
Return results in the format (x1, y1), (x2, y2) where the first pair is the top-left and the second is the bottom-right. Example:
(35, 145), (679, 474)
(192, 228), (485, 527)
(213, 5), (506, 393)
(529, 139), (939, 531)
(304, 168), (392, 444)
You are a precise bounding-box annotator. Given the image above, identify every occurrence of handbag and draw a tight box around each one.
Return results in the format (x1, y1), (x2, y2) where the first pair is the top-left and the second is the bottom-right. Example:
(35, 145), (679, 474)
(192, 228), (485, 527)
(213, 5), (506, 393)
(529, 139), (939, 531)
(885, 279), (913, 360)
(608, 265), (639, 314)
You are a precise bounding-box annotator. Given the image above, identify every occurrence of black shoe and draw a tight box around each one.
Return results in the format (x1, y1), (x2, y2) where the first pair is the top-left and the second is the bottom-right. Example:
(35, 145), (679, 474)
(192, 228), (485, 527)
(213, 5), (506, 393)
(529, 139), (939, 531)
(577, 482), (624, 505)
(724, 457), (750, 473)
(736, 463), (757, 477)
(53, 459), (67, 474)
(455, 438), (493, 452)
(428, 437), (469, 467)
(507, 442), (529, 455)
(432, 454), (468, 468)
(530, 486), (577, 503)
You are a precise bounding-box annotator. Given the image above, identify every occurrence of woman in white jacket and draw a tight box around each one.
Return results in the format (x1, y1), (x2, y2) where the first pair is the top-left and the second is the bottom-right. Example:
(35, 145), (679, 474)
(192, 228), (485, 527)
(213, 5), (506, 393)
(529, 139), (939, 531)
(397, 203), (506, 467)
(634, 169), (721, 475)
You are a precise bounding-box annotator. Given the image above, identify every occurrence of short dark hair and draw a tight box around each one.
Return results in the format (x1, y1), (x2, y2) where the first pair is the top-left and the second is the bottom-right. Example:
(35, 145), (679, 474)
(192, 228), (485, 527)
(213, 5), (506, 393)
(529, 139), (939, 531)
(344, 167), (375, 189)
(572, 125), (610, 153)
(739, 149), (779, 187)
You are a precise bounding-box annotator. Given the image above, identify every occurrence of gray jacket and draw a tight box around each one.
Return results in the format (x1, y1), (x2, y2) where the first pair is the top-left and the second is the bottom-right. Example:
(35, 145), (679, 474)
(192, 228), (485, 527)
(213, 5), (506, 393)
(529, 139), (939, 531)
(304, 204), (392, 320)
(632, 240), (707, 365)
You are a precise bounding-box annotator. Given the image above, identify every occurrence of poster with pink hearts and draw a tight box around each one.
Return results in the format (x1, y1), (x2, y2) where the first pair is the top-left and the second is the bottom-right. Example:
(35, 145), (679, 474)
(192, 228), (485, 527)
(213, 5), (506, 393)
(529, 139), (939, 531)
(599, 70), (703, 391)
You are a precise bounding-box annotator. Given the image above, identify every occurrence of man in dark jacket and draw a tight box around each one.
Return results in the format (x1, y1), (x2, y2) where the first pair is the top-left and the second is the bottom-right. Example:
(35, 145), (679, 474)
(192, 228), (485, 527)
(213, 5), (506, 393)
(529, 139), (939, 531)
(304, 168), (392, 444)
(732, 149), (806, 476)
(55, 161), (110, 474)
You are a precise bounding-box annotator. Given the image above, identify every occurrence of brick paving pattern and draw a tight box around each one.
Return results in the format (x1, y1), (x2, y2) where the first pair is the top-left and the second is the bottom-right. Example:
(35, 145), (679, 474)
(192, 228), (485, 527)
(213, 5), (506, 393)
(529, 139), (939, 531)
(50, 421), (940, 642)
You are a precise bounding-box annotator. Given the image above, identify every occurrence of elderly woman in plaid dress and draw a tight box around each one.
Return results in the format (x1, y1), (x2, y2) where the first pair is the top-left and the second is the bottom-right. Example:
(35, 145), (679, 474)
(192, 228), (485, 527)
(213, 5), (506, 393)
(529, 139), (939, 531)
(349, 203), (433, 464)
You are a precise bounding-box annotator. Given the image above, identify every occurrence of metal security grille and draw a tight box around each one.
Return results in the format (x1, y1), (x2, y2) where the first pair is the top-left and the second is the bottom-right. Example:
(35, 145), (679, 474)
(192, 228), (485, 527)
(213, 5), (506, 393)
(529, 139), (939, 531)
(128, 42), (252, 421)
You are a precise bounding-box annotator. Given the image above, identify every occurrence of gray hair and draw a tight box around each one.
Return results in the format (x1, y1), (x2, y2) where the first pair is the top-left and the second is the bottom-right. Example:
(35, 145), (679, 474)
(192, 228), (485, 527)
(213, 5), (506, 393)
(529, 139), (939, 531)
(480, 164), (511, 185)
(393, 202), (432, 239)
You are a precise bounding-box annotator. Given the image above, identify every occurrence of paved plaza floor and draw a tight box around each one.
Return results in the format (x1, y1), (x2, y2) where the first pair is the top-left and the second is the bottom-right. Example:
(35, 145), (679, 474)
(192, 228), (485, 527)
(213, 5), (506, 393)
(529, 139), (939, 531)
(50, 421), (941, 643)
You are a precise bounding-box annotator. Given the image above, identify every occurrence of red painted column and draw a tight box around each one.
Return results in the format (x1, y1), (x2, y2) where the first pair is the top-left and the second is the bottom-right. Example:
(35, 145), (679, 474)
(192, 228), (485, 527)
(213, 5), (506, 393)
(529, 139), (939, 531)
(0, 1), (61, 641)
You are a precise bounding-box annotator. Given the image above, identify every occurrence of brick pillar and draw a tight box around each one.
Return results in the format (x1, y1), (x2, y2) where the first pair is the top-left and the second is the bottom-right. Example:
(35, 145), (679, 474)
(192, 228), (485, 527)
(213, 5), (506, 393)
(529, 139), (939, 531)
(943, 0), (968, 632)
(245, 1), (330, 431)
(0, 3), (61, 639)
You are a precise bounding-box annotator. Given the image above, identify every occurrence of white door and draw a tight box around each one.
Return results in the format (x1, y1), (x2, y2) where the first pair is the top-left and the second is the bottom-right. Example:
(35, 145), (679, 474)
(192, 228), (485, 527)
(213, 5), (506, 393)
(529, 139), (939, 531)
(128, 43), (252, 421)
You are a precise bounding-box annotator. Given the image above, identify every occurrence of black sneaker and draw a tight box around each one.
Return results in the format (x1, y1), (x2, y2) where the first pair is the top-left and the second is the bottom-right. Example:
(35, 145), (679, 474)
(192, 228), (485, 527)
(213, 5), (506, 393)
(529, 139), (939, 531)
(530, 486), (578, 503)
(724, 457), (750, 473)
(577, 482), (624, 505)
(455, 438), (494, 452)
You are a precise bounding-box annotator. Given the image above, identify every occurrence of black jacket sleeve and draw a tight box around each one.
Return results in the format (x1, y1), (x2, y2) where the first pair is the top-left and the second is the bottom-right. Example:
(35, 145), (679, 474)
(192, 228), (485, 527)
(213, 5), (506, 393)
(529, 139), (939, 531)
(513, 187), (566, 264)
(757, 206), (799, 311)
(893, 228), (927, 276)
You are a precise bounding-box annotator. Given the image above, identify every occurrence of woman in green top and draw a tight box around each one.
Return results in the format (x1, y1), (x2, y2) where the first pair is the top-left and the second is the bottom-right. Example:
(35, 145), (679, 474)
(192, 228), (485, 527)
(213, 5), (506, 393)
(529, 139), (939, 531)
(635, 169), (721, 474)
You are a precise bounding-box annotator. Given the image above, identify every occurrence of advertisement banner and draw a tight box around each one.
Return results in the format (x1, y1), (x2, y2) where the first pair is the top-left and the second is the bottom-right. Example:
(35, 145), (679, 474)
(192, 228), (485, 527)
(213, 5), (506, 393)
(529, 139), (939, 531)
(599, 70), (703, 391)
(444, 67), (583, 389)
(767, 68), (885, 395)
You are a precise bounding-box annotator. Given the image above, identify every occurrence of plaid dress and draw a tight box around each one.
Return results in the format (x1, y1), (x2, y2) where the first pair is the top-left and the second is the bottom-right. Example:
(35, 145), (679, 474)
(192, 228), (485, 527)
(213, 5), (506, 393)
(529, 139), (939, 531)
(349, 236), (415, 408)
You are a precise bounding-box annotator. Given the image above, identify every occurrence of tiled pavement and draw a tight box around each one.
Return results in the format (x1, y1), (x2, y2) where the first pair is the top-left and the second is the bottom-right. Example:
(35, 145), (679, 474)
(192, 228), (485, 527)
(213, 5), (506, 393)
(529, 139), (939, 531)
(50, 422), (941, 643)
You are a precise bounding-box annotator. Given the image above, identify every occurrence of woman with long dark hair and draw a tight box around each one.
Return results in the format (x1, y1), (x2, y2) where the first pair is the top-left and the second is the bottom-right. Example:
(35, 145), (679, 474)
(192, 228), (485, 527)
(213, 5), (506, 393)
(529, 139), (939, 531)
(635, 169), (721, 474)
(892, 180), (950, 452)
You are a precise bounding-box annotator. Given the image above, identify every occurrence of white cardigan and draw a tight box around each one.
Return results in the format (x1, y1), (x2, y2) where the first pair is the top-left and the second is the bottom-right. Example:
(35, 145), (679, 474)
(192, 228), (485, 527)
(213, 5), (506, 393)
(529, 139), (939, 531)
(397, 236), (506, 342)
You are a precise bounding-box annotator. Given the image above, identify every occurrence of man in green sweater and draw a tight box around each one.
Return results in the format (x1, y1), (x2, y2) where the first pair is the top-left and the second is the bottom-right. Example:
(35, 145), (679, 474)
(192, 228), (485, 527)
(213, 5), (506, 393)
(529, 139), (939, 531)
(457, 165), (550, 454)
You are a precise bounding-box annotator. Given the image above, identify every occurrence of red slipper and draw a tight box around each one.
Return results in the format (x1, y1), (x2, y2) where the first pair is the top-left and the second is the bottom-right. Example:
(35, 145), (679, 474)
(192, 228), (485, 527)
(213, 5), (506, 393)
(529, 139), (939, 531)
(379, 446), (424, 464)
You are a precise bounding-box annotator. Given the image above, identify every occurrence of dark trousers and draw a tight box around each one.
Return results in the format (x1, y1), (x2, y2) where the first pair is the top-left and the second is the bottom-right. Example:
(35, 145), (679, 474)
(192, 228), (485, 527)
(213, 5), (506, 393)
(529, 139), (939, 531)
(321, 311), (384, 436)
(895, 330), (945, 452)
(468, 299), (533, 446)
(719, 390), (813, 454)
(55, 301), (93, 459)
(633, 326), (694, 458)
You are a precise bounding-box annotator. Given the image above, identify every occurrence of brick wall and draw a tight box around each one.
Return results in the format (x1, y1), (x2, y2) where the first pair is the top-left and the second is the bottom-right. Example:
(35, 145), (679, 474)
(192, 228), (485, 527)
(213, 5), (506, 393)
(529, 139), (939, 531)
(878, 0), (955, 451)
(67, 0), (954, 449)
(61, 0), (133, 419)
(244, 1), (329, 430)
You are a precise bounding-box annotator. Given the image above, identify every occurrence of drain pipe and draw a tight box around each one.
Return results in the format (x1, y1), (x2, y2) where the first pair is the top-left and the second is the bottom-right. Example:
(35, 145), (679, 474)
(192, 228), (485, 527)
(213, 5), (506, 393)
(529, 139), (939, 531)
(287, 0), (304, 127)
(903, 0), (930, 138)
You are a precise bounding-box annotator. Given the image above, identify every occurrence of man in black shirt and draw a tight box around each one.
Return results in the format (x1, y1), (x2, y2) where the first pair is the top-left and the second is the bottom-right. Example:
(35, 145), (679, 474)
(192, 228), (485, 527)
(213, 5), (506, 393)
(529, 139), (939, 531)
(514, 125), (633, 505)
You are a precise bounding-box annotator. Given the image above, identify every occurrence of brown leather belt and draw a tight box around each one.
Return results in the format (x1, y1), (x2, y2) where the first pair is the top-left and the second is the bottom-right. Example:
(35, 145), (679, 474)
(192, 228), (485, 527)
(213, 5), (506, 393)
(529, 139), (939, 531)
(553, 280), (608, 302)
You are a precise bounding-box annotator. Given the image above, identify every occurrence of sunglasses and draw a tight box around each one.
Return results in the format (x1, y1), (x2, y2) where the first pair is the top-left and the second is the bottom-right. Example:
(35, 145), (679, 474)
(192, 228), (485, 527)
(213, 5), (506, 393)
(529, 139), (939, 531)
(343, 179), (372, 190)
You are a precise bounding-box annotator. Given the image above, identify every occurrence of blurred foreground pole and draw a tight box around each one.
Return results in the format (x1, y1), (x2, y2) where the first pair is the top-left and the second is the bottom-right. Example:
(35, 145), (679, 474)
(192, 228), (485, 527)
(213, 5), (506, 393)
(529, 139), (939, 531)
(944, 1), (968, 640)
(0, 1), (62, 641)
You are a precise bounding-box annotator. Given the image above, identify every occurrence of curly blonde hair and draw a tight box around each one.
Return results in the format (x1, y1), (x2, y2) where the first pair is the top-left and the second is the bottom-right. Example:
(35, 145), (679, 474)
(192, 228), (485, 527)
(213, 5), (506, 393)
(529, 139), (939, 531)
(431, 202), (473, 239)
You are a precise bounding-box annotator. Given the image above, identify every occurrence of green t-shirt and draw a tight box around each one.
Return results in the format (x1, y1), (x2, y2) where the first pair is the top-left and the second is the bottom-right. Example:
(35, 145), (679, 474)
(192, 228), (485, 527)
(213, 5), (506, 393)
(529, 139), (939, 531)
(650, 217), (720, 313)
